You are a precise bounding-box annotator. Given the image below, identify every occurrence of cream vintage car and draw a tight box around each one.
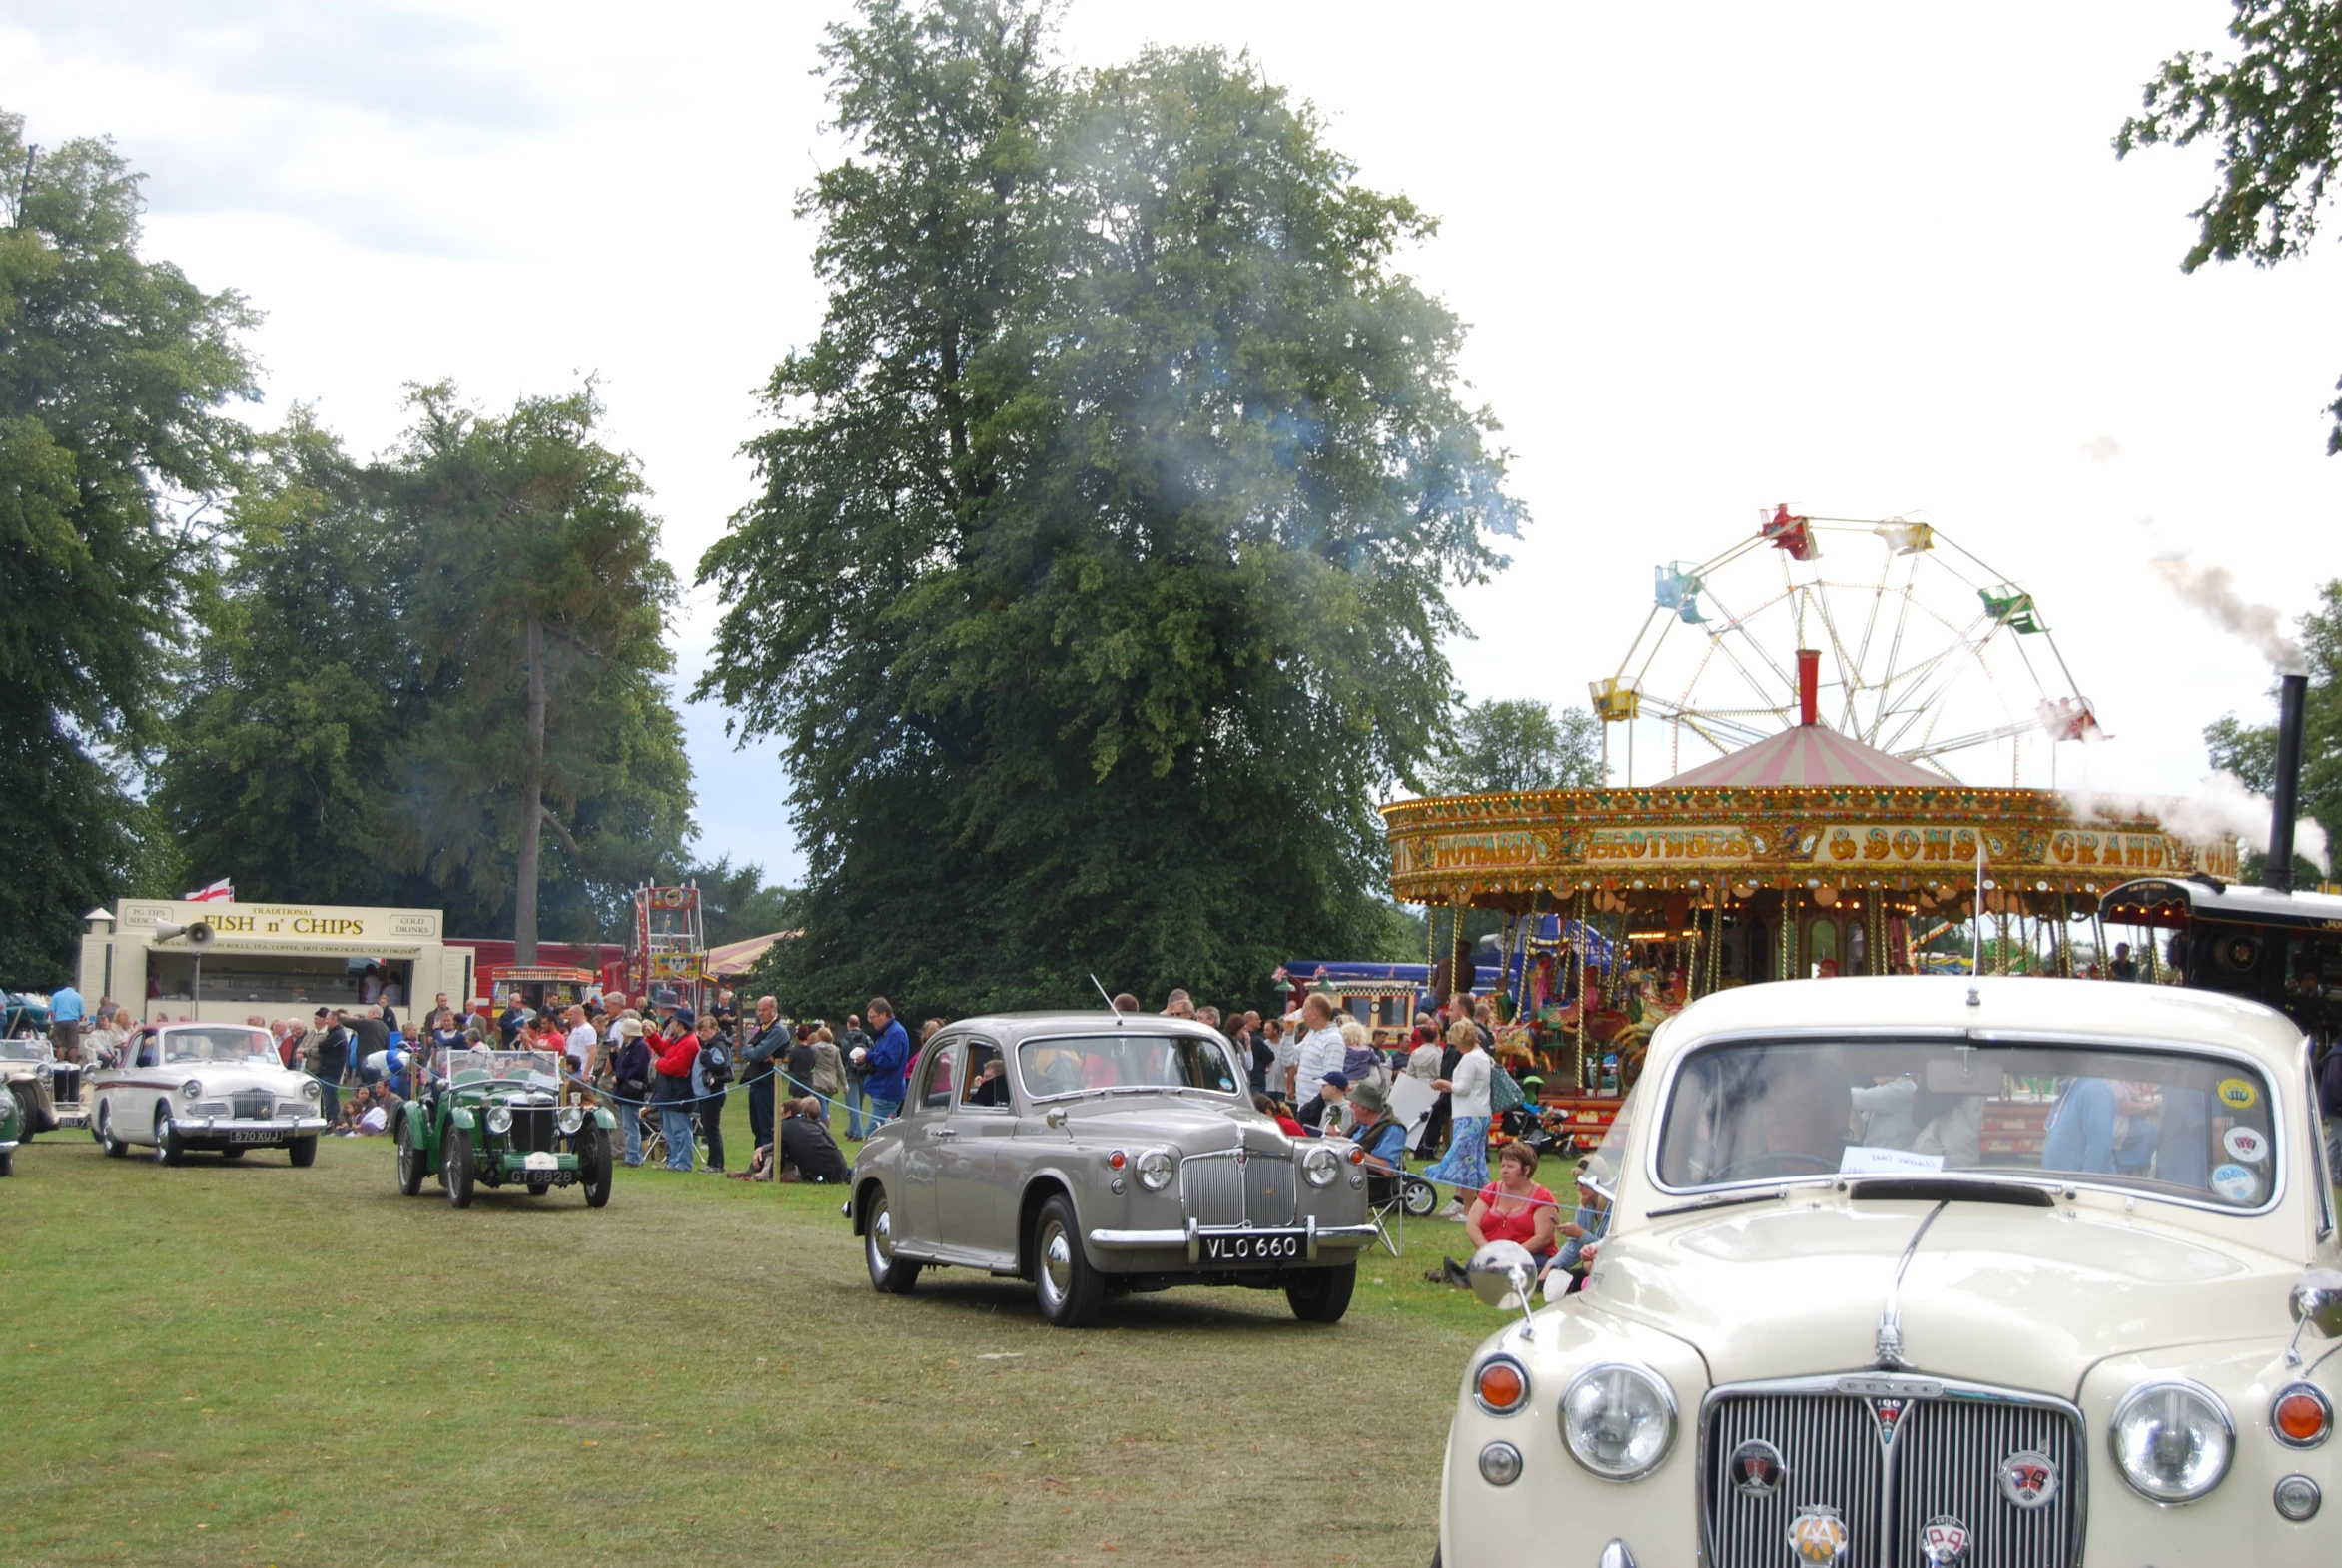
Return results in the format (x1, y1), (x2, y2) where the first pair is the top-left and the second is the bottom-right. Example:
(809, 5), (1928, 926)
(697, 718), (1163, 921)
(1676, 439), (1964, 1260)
(89, 1021), (330, 1166)
(1439, 976), (2341, 1568)
(848, 1011), (1378, 1327)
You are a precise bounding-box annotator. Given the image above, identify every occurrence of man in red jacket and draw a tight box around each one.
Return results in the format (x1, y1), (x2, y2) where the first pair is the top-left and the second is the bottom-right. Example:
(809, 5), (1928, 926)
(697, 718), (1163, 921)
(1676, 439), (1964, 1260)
(653, 1014), (701, 1172)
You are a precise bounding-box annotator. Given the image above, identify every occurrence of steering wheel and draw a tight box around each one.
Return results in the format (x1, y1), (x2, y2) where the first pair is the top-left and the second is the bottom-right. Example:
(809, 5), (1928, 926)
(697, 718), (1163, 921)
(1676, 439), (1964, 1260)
(1714, 1151), (1840, 1181)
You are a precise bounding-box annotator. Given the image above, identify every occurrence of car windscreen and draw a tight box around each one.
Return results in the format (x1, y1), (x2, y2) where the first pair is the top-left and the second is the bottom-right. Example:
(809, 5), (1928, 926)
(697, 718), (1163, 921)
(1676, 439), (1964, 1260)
(1017, 1034), (1241, 1099)
(433, 1047), (561, 1090)
(1655, 1039), (2280, 1208)
(161, 1027), (276, 1065)
(0, 1038), (53, 1061)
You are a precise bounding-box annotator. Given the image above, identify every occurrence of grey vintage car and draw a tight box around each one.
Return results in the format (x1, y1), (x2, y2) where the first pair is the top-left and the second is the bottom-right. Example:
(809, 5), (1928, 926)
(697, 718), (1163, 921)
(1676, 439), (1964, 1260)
(848, 1011), (1377, 1326)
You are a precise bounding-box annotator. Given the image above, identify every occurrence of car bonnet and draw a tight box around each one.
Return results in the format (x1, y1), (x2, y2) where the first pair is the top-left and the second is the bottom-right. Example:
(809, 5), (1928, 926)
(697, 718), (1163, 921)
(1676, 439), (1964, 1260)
(1585, 1194), (2302, 1396)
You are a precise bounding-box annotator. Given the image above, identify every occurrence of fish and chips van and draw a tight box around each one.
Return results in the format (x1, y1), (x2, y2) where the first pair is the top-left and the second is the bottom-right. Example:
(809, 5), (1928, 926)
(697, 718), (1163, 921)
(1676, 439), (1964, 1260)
(82, 901), (477, 1024)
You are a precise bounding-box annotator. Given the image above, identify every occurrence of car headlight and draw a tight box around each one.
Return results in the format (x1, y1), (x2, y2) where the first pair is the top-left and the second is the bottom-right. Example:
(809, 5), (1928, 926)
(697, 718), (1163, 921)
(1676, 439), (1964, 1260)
(1302, 1144), (1341, 1187)
(486, 1106), (513, 1134)
(1137, 1149), (1175, 1191)
(2110, 1379), (2234, 1502)
(34, 1061), (52, 1080)
(180, 1080), (203, 1100)
(558, 1107), (585, 1135)
(1560, 1362), (1677, 1480)
(301, 1078), (322, 1100)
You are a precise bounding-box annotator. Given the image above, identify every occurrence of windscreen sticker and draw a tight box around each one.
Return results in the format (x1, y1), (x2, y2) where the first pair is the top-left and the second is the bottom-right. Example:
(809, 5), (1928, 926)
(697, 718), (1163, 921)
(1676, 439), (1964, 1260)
(2217, 1078), (2258, 1110)
(2210, 1163), (2260, 1202)
(1839, 1145), (1947, 1176)
(2223, 1127), (2270, 1165)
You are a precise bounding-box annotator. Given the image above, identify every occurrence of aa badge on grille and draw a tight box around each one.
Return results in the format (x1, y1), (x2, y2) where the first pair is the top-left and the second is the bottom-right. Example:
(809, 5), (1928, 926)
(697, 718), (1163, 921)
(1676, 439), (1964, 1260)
(1998, 1449), (2059, 1509)
(1919, 1514), (1971, 1566)
(1787, 1504), (1849, 1565)
(1728, 1437), (1786, 1497)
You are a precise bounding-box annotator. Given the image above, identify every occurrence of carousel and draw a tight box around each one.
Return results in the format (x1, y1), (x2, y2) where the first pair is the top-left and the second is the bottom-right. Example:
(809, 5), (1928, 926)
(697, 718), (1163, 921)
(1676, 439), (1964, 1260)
(1383, 510), (2238, 1129)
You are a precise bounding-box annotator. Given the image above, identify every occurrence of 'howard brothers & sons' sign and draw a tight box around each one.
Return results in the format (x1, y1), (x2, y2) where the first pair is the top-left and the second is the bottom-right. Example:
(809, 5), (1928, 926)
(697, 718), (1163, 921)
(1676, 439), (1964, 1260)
(1391, 831), (1548, 876)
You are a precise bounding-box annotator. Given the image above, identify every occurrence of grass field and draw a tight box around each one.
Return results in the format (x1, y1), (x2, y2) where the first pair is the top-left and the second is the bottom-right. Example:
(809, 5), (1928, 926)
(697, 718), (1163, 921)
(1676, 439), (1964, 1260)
(1, 1117), (1498, 1567)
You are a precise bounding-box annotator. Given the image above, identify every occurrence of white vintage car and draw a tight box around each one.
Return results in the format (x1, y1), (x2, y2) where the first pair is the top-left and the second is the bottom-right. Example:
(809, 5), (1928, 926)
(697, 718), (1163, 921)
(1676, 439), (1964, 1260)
(1439, 976), (2342, 1568)
(89, 1021), (330, 1166)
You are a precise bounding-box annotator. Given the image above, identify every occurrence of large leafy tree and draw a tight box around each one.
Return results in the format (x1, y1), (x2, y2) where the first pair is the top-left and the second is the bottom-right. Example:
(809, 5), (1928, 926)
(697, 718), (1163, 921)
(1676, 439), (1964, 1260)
(155, 412), (425, 906)
(1427, 699), (1604, 794)
(0, 112), (259, 977)
(2118, 0), (2342, 449)
(699, 2), (1524, 1014)
(387, 385), (693, 955)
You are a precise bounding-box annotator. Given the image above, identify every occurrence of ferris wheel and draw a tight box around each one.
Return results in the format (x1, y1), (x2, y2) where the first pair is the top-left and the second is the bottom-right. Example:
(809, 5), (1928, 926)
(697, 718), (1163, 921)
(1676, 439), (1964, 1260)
(1591, 506), (2099, 785)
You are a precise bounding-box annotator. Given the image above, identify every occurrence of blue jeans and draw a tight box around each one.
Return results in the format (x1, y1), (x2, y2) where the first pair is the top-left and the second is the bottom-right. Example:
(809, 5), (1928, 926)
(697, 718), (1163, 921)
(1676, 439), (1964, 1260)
(621, 1098), (645, 1165)
(865, 1095), (902, 1130)
(659, 1105), (696, 1171)
(843, 1078), (870, 1139)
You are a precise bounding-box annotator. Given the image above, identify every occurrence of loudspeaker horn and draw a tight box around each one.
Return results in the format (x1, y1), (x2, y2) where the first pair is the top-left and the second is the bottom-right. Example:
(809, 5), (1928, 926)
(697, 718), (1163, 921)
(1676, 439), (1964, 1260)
(153, 919), (217, 948)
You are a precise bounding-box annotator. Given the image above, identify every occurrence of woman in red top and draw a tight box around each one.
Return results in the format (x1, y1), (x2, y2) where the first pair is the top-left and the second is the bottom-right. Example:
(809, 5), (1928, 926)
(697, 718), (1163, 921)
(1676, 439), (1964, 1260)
(1254, 1093), (1307, 1139)
(1465, 1141), (1558, 1260)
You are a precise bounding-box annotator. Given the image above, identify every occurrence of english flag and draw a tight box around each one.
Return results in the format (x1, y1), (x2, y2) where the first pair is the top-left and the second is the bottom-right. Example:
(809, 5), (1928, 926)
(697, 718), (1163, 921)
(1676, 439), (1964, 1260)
(183, 878), (234, 902)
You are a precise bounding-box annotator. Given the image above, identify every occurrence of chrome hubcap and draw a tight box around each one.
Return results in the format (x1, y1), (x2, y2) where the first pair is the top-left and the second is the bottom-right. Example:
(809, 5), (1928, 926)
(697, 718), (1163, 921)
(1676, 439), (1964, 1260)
(153, 1111), (169, 1162)
(1041, 1223), (1072, 1303)
(871, 1203), (894, 1264)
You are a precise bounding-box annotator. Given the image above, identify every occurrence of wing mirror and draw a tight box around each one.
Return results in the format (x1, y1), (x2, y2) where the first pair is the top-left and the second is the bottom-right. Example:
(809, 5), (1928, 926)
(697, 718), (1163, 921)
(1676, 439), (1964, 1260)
(2286, 1268), (2342, 1364)
(1467, 1239), (1541, 1339)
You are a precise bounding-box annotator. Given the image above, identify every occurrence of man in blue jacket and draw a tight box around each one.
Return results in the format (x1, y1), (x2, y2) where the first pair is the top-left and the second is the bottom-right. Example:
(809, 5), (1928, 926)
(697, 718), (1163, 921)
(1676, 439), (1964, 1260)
(862, 998), (911, 1126)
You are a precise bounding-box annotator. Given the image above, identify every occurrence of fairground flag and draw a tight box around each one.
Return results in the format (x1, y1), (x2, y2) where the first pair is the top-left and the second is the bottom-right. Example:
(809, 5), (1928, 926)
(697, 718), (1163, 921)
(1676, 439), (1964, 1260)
(183, 878), (234, 902)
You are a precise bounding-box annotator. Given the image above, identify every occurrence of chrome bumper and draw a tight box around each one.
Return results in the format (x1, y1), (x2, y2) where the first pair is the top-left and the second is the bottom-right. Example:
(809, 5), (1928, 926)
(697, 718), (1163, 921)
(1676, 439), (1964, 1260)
(1088, 1214), (1381, 1262)
(169, 1116), (331, 1137)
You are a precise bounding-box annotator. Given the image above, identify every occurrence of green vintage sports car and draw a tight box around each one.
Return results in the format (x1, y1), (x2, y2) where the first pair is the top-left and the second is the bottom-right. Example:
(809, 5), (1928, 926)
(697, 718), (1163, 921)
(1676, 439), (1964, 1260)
(392, 1046), (614, 1208)
(0, 1074), (19, 1176)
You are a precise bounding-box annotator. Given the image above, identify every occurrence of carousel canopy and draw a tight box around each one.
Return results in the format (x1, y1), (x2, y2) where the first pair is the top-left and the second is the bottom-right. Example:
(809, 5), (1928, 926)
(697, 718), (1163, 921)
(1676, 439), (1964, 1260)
(1661, 724), (1942, 790)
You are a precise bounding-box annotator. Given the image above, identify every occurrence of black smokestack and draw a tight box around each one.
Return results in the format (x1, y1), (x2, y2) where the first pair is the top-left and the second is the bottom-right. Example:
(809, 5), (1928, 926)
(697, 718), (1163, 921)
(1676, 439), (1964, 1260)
(2268, 672), (2308, 893)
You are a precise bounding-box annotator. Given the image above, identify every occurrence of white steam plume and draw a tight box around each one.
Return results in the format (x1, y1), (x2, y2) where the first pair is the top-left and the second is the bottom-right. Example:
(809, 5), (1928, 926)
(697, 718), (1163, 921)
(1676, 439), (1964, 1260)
(2069, 771), (2330, 877)
(2147, 555), (2308, 674)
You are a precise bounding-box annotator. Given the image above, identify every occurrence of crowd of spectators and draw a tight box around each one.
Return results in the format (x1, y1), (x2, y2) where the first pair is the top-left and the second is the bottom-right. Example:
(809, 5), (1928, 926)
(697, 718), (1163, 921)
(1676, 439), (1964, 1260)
(39, 975), (1610, 1282)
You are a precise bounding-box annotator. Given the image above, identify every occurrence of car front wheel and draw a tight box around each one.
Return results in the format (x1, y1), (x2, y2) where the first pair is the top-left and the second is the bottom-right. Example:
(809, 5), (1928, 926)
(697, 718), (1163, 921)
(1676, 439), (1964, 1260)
(578, 1125), (613, 1208)
(287, 1136), (318, 1169)
(1032, 1194), (1103, 1328)
(1285, 1260), (1357, 1323)
(394, 1114), (425, 1195)
(152, 1105), (185, 1166)
(442, 1124), (474, 1208)
(864, 1188), (921, 1294)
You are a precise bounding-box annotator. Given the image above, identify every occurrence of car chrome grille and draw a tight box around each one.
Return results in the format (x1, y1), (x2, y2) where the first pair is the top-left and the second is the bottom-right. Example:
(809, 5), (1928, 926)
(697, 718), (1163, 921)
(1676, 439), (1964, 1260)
(1704, 1384), (2082, 1568)
(1179, 1150), (1296, 1228)
(510, 1105), (555, 1154)
(50, 1066), (80, 1104)
(1893, 1399), (2082, 1568)
(232, 1091), (275, 1121)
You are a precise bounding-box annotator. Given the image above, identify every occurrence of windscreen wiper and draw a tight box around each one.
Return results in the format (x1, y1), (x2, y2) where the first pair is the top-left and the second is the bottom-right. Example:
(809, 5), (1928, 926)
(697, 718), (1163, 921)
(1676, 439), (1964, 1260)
(1645, 1186), (1791, 1220)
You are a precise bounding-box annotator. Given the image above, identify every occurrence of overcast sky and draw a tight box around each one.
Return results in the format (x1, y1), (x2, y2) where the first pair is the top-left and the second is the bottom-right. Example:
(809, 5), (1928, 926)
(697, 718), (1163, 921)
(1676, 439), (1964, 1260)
(5, 0), (2336, 888)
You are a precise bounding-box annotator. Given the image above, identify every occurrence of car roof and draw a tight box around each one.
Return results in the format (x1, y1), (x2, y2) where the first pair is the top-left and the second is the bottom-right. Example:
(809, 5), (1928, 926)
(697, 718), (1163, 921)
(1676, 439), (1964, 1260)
(933, 1011), (1225, 1045)
(1657, 975), (2307, 1071)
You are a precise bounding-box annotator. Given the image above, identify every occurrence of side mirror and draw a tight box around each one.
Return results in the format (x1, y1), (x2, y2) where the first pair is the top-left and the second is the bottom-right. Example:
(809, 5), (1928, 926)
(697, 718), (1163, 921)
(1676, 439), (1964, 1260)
(2283, 1267), (2342, 1365)
(2292, 1269), (2342, 1338)
(1467, 1240), (1541, 1338)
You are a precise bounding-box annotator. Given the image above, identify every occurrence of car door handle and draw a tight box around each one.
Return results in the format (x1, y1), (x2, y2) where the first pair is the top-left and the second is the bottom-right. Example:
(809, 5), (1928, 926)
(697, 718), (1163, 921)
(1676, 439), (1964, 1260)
(927, 1126), (956, 1139)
